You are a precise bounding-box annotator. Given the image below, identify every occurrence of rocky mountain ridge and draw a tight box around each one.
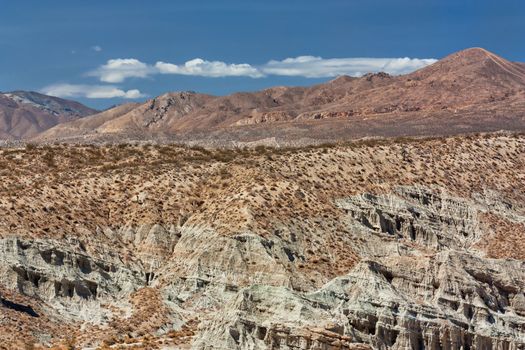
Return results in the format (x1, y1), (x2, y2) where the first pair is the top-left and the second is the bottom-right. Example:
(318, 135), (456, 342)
(36, 48), (525, 145)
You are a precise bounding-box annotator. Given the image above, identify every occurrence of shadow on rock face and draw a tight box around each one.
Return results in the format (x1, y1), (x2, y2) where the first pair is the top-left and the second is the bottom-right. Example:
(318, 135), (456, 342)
(0, 297), (39, 317)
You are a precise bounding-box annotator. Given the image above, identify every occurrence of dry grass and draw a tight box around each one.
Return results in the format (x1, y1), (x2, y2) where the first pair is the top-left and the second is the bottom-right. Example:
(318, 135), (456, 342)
(475, 213), (525, 260)
(1, 133), (524, 271)
(1, 132), (524, 348)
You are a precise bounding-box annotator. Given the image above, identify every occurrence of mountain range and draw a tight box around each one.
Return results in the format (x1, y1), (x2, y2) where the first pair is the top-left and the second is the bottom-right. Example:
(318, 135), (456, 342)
(2, 47), (525, 145)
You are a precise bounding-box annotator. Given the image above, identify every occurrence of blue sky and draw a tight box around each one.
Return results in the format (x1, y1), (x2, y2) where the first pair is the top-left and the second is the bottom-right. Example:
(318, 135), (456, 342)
(1, 0), (524, 109)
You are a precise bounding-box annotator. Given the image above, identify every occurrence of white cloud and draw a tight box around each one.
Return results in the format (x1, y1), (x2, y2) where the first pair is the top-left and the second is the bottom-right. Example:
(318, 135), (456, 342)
(155, 58), (264, 78)
(91, 45), (102, 52)
(88, 58), (155, 83)
(41, 84), (146, 99)
(88, 55), (437, 82)
(261, 56), (438, 78)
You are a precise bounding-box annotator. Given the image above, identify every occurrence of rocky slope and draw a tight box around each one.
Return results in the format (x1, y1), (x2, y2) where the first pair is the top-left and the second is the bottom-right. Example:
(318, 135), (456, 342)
(36, 48), (525, 145)
(0, 132), (524, 348)
(0, 91), (97, 140)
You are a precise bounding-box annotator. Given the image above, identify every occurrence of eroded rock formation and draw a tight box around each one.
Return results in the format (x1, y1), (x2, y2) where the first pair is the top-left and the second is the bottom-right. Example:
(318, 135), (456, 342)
(0, 134), (524, 348)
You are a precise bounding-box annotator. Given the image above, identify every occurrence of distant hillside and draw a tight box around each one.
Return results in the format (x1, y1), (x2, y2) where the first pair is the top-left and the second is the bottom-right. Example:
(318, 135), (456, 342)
(0, 91), (97, 139)
(33, 48), (525, 145)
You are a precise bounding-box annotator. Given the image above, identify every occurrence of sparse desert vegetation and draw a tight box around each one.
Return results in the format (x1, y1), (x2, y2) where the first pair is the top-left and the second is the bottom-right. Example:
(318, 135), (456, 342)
(0, 132), (524, 348)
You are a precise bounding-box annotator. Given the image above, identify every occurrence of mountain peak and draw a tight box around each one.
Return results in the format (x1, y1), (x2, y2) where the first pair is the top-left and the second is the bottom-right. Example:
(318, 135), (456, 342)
(459, 46), (492, 56)
(409, 47), (525, 85)
(439, 47), (497, 65)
